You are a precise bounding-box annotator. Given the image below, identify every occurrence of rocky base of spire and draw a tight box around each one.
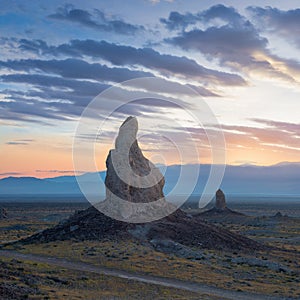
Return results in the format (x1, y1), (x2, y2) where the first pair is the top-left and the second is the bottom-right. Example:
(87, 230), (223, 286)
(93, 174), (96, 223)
(20, 205), (264, 252)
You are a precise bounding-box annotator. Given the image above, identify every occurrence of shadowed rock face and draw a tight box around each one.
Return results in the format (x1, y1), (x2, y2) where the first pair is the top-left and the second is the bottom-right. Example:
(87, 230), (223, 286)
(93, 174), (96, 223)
(274, 211), (283, 218)
(215, 189), (226, 211)
(0, 207), (7, 219)
(100, 116), (175, 222)
(105, 116), (165, 203)
(21, 205), (264, 252)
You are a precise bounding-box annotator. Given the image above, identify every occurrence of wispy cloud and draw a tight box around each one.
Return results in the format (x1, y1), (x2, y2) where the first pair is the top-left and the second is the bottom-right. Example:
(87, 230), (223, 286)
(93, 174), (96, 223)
(17, 38), (246, 86)
(6, 139), (34, 145)
(250, 119), (300, 137)
(35, 169), (85, 174)
(0, 58), (153, 82)
(0, 172), (24, 176)
(48, 5), (144, 35)
(149, 0), (174, 4)
(218, 119), (300, 152)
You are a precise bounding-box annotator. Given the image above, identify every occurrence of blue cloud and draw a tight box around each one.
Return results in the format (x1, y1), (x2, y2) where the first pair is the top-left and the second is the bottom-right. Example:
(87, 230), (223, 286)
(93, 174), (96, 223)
(0, 58), (154, 82)
(160, 4), (243, 30)
(164, 5), (299, 83)
(248, 6), (300, 49)
(48, 5), (144, 35)
(16, 38), (246, 86)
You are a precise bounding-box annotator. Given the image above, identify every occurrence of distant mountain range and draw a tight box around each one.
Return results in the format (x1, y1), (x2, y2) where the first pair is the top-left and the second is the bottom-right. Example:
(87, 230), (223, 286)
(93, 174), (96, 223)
(0, 163), (299, 197)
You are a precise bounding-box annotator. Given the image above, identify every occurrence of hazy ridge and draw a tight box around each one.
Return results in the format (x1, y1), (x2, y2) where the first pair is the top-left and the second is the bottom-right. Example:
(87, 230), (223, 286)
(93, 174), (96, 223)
(0, 163), (299, 198)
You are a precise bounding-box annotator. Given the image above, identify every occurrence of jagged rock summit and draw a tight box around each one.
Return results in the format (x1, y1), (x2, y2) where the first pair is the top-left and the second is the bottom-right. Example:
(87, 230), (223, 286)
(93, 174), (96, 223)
(19, 117), (264, 252)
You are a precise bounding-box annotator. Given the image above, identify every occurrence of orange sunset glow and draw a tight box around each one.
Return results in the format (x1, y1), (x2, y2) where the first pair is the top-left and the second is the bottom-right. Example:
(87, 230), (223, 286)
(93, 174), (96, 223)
(0, 1), (300, 180)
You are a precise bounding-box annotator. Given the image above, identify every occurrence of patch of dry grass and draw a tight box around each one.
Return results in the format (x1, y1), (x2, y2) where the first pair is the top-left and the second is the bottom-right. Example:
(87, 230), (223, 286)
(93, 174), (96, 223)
(0, 218), (54, 243)
(12, 239), (300, 299)
(0, 256), (214, 299)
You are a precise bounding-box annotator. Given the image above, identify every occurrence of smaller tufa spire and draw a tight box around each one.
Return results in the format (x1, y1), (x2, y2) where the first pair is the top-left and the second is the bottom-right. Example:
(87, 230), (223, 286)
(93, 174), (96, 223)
(215, 189), (226, 211)
(0, 207), (7, 219)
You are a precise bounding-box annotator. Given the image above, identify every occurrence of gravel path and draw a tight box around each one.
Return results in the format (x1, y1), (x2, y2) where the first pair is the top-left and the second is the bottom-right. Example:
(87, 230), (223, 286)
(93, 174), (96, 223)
(0, 250), (291, 300)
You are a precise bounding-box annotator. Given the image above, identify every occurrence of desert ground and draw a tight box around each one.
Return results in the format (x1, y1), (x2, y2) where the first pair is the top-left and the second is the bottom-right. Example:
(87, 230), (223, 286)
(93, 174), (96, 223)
(0, 197), (299, 299)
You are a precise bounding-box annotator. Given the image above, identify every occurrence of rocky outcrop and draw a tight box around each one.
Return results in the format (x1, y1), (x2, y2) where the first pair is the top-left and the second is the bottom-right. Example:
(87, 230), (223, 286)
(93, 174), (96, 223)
(0, 207), (7, 219)
(198, 189), (244, 218)
(273, 212), (283, 218)
(215, 189), (226, 211)
(98, 116), (175, 222)
(19, 117), (264, 252)
(21, 204), (264, 252)
(105, 116), (164, 203)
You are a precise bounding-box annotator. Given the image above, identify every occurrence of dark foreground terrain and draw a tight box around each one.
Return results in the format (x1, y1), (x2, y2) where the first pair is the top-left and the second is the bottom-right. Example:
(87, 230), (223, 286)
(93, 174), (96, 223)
(0, 198), (299, 299)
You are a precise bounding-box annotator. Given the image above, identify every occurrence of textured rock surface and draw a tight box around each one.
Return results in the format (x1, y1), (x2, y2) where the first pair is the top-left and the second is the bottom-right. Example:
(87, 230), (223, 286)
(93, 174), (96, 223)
(21, 205), (264, 252)
(100, 116), (175, 222)
(105, 116), (165, 203)
(0, 207), (7, 219)
(215, 189), (226, 211)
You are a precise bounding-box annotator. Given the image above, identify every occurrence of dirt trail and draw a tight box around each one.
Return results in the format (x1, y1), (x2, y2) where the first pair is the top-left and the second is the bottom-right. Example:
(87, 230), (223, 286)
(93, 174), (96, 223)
(0, 250), (289, 300)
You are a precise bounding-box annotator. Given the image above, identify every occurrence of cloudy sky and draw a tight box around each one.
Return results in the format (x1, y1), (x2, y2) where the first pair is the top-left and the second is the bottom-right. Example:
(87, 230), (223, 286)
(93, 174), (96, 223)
(1, 0), (300, 178)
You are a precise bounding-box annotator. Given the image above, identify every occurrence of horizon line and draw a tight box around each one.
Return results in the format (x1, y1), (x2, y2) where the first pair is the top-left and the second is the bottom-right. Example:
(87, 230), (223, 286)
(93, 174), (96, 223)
(1, 161), (300, 180)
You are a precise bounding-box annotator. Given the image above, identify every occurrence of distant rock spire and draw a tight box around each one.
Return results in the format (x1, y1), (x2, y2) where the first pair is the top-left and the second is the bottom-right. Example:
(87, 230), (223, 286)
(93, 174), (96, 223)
(215, 189), (226, 211)
(0, 207), (7, 219)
